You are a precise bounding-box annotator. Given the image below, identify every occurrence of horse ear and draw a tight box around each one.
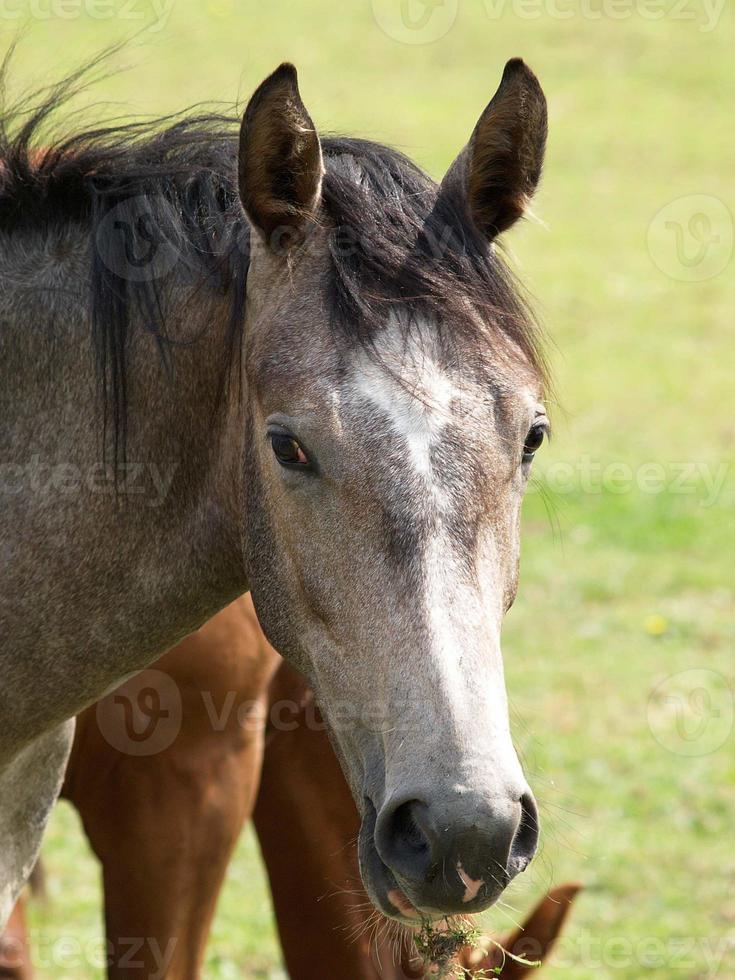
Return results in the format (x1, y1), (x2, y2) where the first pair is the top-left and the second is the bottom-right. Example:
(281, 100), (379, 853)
(238, 63), (324, 249)
(440, 59), (547, 240)
(457, 883), (582, 979)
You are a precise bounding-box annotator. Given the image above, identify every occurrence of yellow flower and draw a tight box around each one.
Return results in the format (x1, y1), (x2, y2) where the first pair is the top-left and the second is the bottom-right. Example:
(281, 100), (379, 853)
(644, 614), (668, 636)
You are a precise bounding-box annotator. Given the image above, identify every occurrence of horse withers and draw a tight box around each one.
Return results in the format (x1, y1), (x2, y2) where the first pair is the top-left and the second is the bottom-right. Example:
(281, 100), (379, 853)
(0, 55), (550, 925)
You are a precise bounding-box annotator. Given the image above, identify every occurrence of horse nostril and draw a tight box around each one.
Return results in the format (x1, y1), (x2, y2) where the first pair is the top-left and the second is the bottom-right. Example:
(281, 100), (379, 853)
(510, 791), (540, 874)
(393, 800), (431, 853)
(376, 799), (433, 881)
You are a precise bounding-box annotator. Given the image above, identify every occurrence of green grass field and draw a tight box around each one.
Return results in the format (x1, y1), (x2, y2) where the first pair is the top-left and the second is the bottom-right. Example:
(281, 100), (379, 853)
(11, 1), (735, 976)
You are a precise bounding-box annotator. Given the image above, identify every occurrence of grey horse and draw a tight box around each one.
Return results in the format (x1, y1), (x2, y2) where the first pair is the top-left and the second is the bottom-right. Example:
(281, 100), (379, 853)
(0, 56), (549, 927)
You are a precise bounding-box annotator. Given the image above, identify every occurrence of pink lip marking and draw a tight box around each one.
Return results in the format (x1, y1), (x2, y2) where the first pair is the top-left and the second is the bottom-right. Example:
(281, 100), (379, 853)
(387, 888), (420, 919)
(456, 862), (485, 903)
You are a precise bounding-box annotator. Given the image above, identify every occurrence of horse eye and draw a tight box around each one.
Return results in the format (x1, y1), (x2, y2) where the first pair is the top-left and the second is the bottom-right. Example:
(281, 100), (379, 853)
(523, 423), (546, 461)
(270, 433), (309, 468)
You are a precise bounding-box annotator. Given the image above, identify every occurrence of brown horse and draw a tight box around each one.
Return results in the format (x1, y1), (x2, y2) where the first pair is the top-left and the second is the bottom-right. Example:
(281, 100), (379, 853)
(2, 597), (580, 979)
(0, 901), (31, 980)
(1, 54), (551, 926)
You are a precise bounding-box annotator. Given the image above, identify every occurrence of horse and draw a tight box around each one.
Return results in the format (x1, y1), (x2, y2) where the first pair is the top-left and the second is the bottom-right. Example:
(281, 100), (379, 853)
(256, 656), (580, 980)
(0, 597), (580, 979)
(0, 51), (550, 927)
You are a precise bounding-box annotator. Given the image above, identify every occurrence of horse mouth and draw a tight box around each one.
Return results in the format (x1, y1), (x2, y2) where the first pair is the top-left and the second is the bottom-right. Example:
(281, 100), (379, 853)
(359, 833), (423, 922)
(356, 792), (526, 923)
(357, 799), (438, 924)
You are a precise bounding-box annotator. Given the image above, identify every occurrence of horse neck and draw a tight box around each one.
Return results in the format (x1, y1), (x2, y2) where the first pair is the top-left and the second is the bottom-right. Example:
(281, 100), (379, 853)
(0, 221), (249, 746)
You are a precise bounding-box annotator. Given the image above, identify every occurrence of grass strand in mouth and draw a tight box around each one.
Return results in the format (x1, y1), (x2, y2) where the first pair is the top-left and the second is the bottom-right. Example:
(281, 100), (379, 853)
(413, 915), (542, 978)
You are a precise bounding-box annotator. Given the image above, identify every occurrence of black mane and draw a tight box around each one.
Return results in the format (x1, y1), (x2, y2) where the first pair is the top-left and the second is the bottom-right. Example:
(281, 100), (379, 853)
(0, 51), (546, 461)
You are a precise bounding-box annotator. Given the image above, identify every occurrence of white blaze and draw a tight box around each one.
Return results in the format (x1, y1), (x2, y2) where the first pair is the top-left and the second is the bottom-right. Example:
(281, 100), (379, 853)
(351, 323), (457, 487)
(350, 320), (491, 668)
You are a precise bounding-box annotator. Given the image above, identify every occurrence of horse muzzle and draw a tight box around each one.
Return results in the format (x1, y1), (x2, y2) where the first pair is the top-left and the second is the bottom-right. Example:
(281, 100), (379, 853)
(359, 787), (539, 920)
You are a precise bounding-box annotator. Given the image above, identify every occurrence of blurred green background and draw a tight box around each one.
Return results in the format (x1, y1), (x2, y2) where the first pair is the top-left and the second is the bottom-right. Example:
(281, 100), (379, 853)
(9, 0), (734, 976)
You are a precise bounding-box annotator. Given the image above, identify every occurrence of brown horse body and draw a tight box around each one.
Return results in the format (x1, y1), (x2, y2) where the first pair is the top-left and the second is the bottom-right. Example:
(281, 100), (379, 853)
(64, 598), (280, 978)
(2, 598), (579, 979)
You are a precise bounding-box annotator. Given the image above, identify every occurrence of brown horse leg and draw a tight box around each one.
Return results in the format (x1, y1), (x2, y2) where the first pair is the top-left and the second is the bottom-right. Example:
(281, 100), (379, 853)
(0, 894), (32, 980)
(254, 662), (420, 980)
(61, 596), (280, 980)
